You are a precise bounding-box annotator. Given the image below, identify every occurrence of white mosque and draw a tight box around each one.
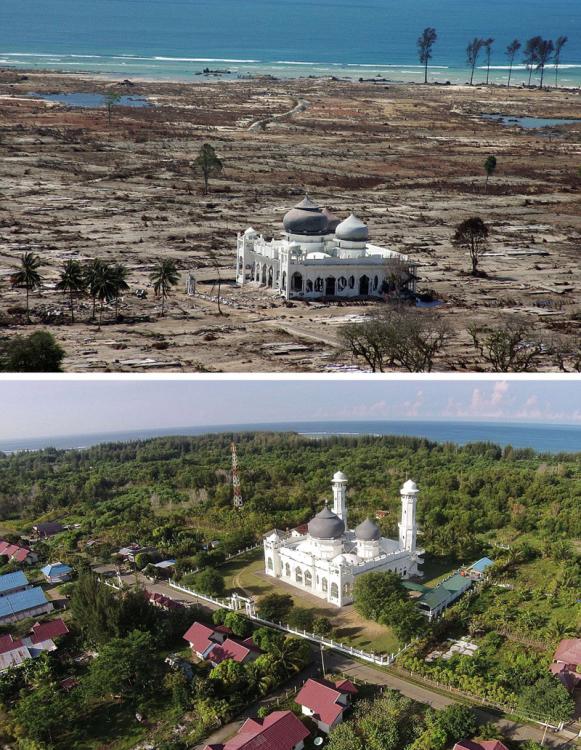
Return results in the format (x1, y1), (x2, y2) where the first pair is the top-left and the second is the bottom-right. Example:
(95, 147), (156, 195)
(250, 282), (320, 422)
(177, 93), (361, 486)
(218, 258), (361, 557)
(263, 472), (423, 607)
(236, 196), (418, 301)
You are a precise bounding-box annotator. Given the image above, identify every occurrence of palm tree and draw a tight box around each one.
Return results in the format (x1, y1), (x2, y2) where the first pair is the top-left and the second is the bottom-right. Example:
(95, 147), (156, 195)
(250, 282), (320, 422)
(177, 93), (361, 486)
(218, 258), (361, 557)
(505, 39), (521, 88)
(536, 38), (555, 88)
(524, 36), (541, 87)
(56, 259), (86, 323)
(554, 36), (568, 88)
(86, 260), (118, 328)
(268, 637), (307, 677)
(85, 258), (106, 321)
(110, 262), (129, 319)
(467, 38), (485, 85)
(11, 252), (43, 322)
(149, 258), (179, 316)
(483, 38), (494, 85)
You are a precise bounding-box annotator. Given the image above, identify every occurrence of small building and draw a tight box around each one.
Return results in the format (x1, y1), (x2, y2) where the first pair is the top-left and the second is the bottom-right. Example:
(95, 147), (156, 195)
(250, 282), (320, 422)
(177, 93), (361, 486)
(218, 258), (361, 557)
(0, 586), (54, 624)
(154, 559), (176, 572)
(203, 710), (309, 750)
(0, 571), (30, 598)
(183, 622), (259, 666)
(117, 544), (157, 564)
(33, 522), (64, 539)
(41, 563), (73, 584)
(206, 636), (259, 666)
(148, 591), (183, 611)
(417, 572), (473, 621)
(0, 618), (69, 672)
(183, 622), (228, 659)
(0, 540), (37, 565)
(466, 557), (494, 579)
(454, 742), (509, 750)
(295, 677), (358, 733)
(551, 638), (581, 692)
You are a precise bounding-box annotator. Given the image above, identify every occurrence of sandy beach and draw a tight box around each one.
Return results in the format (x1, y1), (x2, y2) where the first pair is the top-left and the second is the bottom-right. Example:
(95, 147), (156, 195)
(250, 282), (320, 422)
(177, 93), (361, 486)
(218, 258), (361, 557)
(0, 68), (579, 372)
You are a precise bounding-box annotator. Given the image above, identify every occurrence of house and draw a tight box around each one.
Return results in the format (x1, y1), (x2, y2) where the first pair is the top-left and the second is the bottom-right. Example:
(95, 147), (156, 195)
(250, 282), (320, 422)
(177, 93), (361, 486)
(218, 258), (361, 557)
(0, 618), (68, 671)
(183, 622), (260, 665)
(33, 522), (64, 539)
(0, 571), (30, 598)
(148, 591), (184, 611)
(466, 557), (494, 579)
(453, 741), (509, 750)
(551, 638), (581, 692)
(183, 622), (228, 659)
(0, 585), (53, 624)
(203, 710), (309, 750)
(117, 544), (157, 564)
(41, 563), (73, 584)
(295, 677), (358, 733)
(417, 572), (473, 621)
(154, 559), (176, 571)
(0, 540), (37, 565)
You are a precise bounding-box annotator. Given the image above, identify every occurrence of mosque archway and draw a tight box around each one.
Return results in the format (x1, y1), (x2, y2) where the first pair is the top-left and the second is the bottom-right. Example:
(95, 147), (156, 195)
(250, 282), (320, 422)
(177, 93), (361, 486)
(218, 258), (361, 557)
(306, 280), (313, 293)
(304, 570), (312, 587)
(282, 272), (287, 291)
(330, 582), (339, 600)
(261, 265), (267, 285)
(321, 577), (328, 593)
(268, 266), (274, 287)
(295, 567), (303, 584)
(325, 276), (336, 296)
(338, 276), (347, 292)
(314, 277), (324, 293)
(285, 562), (291, 577)
(359, 275), (370, 295)
(291, 272), (303, 292)
(267, 557), (273, 571)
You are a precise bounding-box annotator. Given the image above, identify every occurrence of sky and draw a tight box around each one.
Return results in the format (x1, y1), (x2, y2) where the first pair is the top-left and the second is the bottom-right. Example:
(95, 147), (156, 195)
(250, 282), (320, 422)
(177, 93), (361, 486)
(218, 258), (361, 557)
(0, 378), (579, 441)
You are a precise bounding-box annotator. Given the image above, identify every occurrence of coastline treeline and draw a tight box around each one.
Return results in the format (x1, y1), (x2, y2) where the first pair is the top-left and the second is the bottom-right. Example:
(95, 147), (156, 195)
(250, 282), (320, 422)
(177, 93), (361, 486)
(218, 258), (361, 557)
(417, 27), (569, 87)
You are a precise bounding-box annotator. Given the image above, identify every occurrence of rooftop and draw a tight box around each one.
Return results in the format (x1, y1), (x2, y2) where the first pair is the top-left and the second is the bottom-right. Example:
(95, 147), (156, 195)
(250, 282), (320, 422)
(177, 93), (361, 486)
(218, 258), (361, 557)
(0, 570), (28, 595)
(205, 710), (309, 750)
(296, 677), (358, 725)
(0, 587), (50, 619)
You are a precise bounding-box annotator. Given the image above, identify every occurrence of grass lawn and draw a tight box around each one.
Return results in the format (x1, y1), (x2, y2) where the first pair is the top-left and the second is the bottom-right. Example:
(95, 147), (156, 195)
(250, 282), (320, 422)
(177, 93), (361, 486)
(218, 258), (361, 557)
(222, 549), (399, 655)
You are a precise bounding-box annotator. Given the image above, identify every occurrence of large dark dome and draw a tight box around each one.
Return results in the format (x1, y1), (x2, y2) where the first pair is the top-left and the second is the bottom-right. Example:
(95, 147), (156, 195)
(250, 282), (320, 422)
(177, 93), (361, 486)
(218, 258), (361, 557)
(308, 506), (345, 540)
(283, 196), (329, 236)
(355, 517), (381, 541)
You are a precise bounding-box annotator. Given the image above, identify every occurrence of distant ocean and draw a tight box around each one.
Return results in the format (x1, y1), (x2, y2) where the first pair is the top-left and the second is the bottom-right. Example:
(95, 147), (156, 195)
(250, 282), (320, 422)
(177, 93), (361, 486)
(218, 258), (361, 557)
(1, 421), (580, 455)
(1, 0), (580, 86)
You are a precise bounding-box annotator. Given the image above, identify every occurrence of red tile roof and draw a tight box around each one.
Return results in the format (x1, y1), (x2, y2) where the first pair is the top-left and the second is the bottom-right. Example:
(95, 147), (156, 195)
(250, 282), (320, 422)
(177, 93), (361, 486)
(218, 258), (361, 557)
(183, 622), (216, 654)
(0, 540), (33, 562)
(205, 710), (309, 750)
(295, 678), (357, 726)
(31, 619), (69, 644)
(553, 638), (581, 666)
(208, 637), (253, 665)
(454, 742), (509, 750)
(334, 678), (358, 695)
(0, 634), (24, 655)
(149, 591), (183, 610)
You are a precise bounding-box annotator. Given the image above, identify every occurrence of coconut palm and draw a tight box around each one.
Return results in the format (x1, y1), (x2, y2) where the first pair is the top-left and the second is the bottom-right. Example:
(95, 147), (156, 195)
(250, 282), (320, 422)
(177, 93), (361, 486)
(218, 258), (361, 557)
(505, 39), (521, 88)
(150, 258), (179, 317)
(86, 260), (118, 328)
(56, 259), (86, 323)
(483, 38), (494, 85)
(110, 262), (129, 319)
(554, 36), (568, 88)
(11, 252), (43, 322)
(467, 38), (485, 85)
(417, 27), (438, 84)
(524, 36), (542, 87)
(268, 637), (308, 677)
(85, 258), (106, 321)
(536, 38), (555, 88)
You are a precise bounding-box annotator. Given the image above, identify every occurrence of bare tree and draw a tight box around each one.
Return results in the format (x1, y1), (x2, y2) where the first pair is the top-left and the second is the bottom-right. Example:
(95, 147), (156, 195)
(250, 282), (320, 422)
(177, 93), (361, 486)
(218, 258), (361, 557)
(467, 38), (485, 85)
(453, 217), (489, 276)
(417, 27), (438, 84)
(340, 307), (450, 372)
(506, 39), (521, 88)
(554, 36), (568, 87)
(483, 38), (494, 85)
(550, 335), (581, 373)
(468, 317), (546, 371)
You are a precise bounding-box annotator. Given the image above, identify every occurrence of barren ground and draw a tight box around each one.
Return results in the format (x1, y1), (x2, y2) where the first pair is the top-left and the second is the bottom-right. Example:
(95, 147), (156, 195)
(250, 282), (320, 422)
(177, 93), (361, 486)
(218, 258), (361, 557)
(0, 70), (579, 372)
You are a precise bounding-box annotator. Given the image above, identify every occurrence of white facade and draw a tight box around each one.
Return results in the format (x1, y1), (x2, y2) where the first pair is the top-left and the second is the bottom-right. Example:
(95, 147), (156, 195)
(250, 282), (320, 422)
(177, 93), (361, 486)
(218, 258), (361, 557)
(264, 473), (423, 607)
(236, 197), (418, 301)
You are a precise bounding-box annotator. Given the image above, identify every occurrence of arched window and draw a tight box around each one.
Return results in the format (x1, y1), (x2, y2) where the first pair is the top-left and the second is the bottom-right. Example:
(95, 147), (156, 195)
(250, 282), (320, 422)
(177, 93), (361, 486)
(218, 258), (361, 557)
(337, 276), (347, 291)
(285, 562), (291, 577)
(359, 275), (370, 295)
(321, 577), (328, 592)
(295, 567), (303, 584)
(325, 277), (336, 296)
(304, 570), (312, 587)
(268, 267), (274, 287)
(348, 275), (355, 289)
(330, 582), (339, 599)
(306, 280), (313, 293)
(291, 272), (303, 292)
(314, 277), (324, 293)
(267, 557), (273, 571)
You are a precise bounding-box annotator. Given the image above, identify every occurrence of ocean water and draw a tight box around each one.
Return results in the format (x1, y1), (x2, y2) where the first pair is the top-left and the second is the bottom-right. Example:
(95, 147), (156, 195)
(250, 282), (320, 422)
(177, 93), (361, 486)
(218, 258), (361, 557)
(1, 0), (580, 85)
(1, 421), (579, 455)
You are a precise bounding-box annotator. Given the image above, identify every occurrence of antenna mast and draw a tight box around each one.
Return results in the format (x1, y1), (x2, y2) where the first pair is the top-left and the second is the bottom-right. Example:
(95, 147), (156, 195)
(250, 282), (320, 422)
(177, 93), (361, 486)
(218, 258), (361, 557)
(231, 442), (243, 509)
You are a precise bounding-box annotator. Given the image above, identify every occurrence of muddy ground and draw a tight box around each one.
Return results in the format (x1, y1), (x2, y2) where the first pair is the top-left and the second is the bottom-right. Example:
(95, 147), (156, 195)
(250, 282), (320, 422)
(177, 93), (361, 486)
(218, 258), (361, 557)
(0, 70), (579, 372)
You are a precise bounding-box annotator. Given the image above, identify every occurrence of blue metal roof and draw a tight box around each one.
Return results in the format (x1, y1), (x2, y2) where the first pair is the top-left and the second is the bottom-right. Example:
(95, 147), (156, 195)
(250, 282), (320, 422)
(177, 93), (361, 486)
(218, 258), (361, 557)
(0, 570), (28, 595)
(470, 557), (494, 573)
(0, 587), (49, 619)
(41, 563), (72, 577)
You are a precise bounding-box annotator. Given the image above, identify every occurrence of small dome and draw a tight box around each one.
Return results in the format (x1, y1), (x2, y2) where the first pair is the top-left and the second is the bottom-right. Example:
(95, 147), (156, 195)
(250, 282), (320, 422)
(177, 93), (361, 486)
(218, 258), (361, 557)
(402, 479), (418, 493)
(244, 227), (258, 237)
(305, 251), (330, 260)
(283, 196), (329, 236)
(335, 213), (369, 242)
(333, 553), (361, 565)
(333, 471), (348, 482)
(308, 506), (345, 540)
(322, 207), (341, 231)
(355, 517), (381, 541)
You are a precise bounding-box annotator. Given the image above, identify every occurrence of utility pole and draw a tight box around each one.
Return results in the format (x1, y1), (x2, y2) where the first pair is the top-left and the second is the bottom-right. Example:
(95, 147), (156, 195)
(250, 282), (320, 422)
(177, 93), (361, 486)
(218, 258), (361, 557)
(320, 643), (327, 677)
(231, 442), (243, 509)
